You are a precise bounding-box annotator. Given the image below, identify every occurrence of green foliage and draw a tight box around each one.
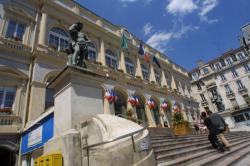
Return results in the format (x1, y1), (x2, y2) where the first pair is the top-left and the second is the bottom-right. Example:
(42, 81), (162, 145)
(172, 109), (184, 125)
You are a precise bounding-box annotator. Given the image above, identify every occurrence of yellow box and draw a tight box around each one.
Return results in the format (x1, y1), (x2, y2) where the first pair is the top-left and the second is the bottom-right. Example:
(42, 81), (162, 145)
(34, 152), (62, 166)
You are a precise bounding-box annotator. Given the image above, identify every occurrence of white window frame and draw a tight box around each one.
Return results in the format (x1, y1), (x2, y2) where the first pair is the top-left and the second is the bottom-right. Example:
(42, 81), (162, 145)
(125, 57), (135, 76)
(226, 58), (233, 66)
(88, 42), (97, 61)
(0, 87), (16, 110)
(49, 27), (69, 51)
(154, 69), (161, 84)
(105, 50), (117, 69)
(5, 20), (26, 41)
(141, 64), (149, 80)
(238, 52), (245, 61)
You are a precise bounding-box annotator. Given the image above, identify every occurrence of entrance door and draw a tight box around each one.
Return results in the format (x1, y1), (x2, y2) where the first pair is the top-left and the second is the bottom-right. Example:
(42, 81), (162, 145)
(0, 147), (16, 166)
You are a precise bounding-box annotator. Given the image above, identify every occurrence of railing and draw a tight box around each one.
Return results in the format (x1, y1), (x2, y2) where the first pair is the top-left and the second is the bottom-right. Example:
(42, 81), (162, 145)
(82, 114), (147, 166)
(0, 115), (22, 133)
(0, 37), (31, 52)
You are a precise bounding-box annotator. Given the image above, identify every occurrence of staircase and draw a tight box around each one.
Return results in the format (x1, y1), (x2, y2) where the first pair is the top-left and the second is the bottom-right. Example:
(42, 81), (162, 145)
(149, 130), (250, 166)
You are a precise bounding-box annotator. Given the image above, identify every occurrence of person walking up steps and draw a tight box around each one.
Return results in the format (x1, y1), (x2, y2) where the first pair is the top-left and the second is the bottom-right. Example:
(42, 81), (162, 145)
(206, 110), (230, 151)
(201, 112), (225, 152)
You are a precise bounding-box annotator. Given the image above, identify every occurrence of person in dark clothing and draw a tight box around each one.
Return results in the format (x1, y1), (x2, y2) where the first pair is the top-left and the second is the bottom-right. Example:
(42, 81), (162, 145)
(201, 112), (225, 152)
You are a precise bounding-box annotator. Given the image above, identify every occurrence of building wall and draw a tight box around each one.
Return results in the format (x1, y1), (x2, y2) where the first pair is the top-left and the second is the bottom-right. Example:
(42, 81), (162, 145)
(0, 0), (199, 130)
(190, 47), (250, 128)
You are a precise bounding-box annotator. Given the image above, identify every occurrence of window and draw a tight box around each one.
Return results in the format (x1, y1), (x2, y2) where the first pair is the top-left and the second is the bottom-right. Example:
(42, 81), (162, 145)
(231, 68), (239, 77)
(125, 57), (135, 76)
(88, 43), (97, 61)
(234, 114), (245, 123)
(245, 113), (250, 120)
(0, 87), (16, 111)
(220, 74), (227, 81)
(192, 73), (199, 80)
(49, 27), (69, 51)
(224, 84), (232, 95)
(154, 69), (161, 84)
(215, 63), (221, 70)
(230, 98), (239, 109)
(141, 64), (149, 80)
(6, 20), (26, 41)
(196, 83), (202, 90)
(105, 49), (117, 69)
(243, 95), (250, 105)
(231, 55), (237, 62)
(203, 67), (209, 74)
(238, 52), (245, 61)
(236, 80), (245, 90)
(200, 94), (206, 102)
(226, 58), (233, 66)
(243, 64), (250, 72)
(45, 88), (54, 110)
(220, 59), (226, 67)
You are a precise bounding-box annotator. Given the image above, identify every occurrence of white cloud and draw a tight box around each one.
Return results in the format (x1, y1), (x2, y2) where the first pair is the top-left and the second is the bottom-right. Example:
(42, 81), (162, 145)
(147, 32), (172, 52)
(143, 23), (153, 36)
(146, 25), (199, 52)
(166, 0), (197, 15)
(199, 0), (219, 24)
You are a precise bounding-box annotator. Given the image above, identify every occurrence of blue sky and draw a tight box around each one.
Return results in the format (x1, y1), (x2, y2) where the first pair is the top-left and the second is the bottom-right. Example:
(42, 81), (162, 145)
(76, 0), (250, 70)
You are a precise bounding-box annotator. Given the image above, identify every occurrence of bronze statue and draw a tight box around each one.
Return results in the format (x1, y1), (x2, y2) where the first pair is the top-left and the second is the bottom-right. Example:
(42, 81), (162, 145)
(66, 22), (90, 68)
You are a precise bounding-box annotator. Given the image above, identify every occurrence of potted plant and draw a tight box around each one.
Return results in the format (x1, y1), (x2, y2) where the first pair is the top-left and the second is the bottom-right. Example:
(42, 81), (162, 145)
(172, 106), (191, 135)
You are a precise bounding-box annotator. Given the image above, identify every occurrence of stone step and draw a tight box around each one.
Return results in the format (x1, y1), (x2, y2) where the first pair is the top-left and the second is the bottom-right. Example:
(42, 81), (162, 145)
(230, 152), (250, 166)
(186, 141), (250, 166)
(217, 146), (250, 166)
(157, 136), (250, 166)
(151, 134), (250, 148)
(156, 135), (250, 163)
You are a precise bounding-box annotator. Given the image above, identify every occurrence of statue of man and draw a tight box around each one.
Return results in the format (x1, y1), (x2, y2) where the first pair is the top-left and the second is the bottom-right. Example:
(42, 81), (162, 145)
(67, 22), (90, 67)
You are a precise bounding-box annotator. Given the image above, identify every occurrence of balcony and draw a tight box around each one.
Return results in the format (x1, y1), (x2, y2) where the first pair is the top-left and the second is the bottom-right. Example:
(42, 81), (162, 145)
(226, 91), (235, 99)
(228, 104), (250, 113)
(238, 87), (248, 95)
(0, 37), (31, 52)
(0, 115), (22, 134)
(201, 100), (209, 107)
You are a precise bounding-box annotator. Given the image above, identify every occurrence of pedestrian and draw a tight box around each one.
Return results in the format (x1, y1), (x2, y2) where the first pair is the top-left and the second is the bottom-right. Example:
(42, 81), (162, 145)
(206, 110), (230, 150)
(200, 112), (225, 152)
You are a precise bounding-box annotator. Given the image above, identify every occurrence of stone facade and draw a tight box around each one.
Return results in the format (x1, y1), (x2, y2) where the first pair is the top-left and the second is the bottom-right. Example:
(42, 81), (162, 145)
(0, 0), (199, 165)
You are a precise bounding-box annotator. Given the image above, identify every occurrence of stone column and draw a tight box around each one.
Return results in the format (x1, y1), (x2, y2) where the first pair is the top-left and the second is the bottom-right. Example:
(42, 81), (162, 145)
(145, 103), (156, 127)
(149, 64), (156, 83)
(135, 57), (143, 78)
(28, 82), (46, 121)
(98, 38), (106, 66)
(103, 98), (111, 114)
(38, 12), (48, 46)
(118, 50), (126, 73)
(171, 74), (177, 90)
(161, 70), (167, 87)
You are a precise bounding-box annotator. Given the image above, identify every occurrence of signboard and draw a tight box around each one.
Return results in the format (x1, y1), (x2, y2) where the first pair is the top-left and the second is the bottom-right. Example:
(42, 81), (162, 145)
(21, 113), (54, 155)
(28, 126), (43, 148)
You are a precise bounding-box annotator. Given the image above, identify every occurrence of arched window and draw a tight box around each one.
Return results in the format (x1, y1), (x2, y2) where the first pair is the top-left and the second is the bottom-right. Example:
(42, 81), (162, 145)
(88, 42), (97, 61)
(141, 64), (149, 80)
(125, 57), (134, 75)
(154, 69), (161, 84)
(105, 49), (117, 69)
(49, 27), (69, 51)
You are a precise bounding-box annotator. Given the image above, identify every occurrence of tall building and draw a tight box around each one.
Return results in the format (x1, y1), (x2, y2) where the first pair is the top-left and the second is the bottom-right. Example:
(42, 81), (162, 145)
(0, 0), (198, 165)
(190, 45), (250, 128)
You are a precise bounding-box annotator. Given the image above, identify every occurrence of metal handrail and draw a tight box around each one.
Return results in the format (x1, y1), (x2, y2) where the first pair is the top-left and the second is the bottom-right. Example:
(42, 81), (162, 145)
(82, 114), (148, 166)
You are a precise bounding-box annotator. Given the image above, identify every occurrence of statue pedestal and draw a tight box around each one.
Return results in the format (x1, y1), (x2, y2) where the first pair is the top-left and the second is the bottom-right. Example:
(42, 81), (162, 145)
(48, 66), (106, 135)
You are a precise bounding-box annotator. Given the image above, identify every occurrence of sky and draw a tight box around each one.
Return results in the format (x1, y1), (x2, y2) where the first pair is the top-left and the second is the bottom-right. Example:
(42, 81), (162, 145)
(75, 0), (250, 70)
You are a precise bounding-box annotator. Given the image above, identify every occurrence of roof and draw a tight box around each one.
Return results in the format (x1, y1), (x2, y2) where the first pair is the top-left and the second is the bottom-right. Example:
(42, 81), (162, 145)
(189, 46), (245, 73)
